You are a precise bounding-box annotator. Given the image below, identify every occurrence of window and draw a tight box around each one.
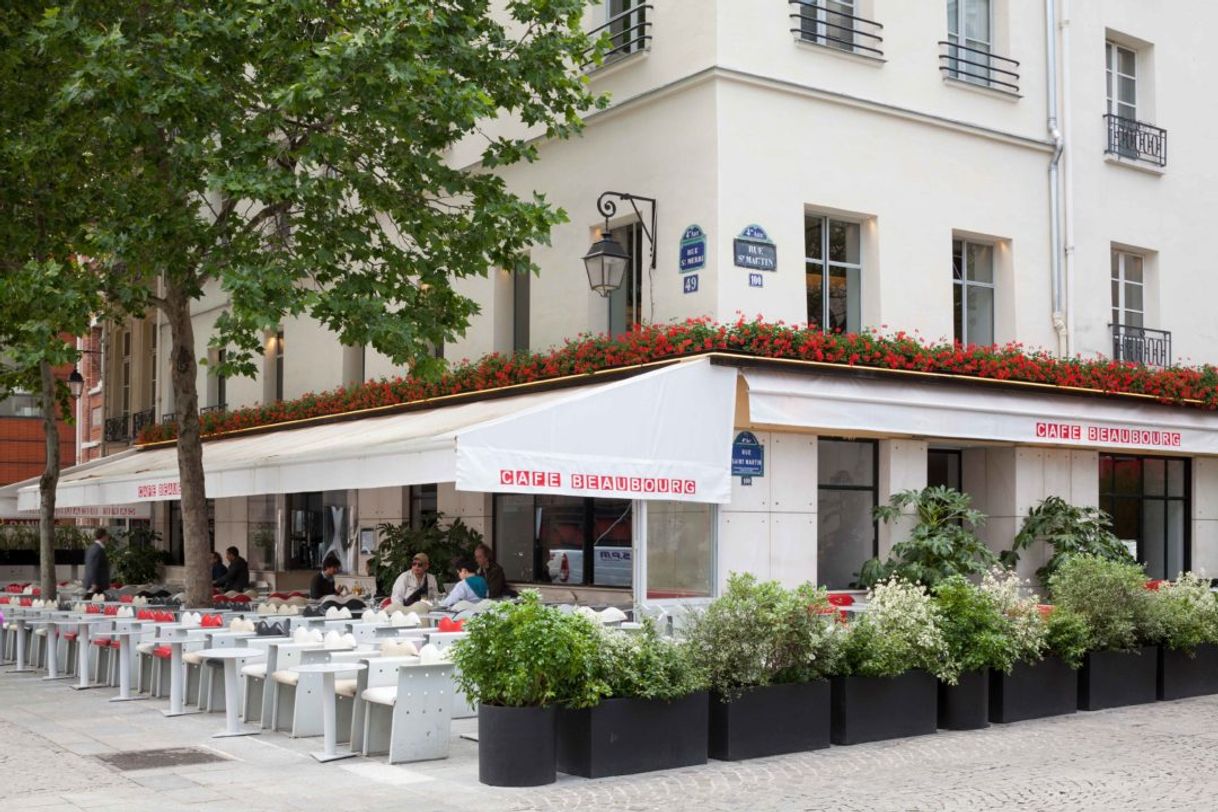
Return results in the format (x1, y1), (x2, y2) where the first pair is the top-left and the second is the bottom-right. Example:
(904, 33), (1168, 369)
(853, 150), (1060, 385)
(799, 0), (856, 52)
(120, 330), (131, 416)
(246, 494), (277, 571)
(286, 491), (323, 570)
(216, 349), (227, 409)
(927, 448), (963, 491)
(1099, 455), (1189, 580)
(0, 393), (39, 418)
(608, 222), (643, 337)
(805, 216), (861, 333)
(1111, 251), (1144, 329)
(953, 239), (994, 346)
(148, 325), (158, 409)
(607, 0), (647, 58)
(273, 330), (284, 402)
(168, 499), (215, 566)
(1106, 42), (1137, 122)
(409, 484), (438, 529)
(817, 439), (877, 589)
(513, 270), (531, 354)
(946, 0), (992, 83)
(493, 494), (633, 588)
(646, 501), (714, 600)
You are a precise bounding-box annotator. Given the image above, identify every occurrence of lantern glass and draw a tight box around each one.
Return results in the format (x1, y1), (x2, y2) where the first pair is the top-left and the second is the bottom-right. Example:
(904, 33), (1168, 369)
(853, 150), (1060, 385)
(582, 232), (631, 297)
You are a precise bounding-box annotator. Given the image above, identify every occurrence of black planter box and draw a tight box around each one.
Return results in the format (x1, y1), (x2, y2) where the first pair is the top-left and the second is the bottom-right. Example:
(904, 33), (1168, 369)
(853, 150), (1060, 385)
(0, 551), (39, 566)
(831, 671), (937, 746)
(1079, 647), (1158, 711)
(938, 669), (989, 730)
(1158, 644), (1218, 701)
(709, 681), (830, 761)
(557, 692), (708, 778)
(990, 656), (1078, 724)
(54, 550), (86, 566)
(478, 704), (557, 787)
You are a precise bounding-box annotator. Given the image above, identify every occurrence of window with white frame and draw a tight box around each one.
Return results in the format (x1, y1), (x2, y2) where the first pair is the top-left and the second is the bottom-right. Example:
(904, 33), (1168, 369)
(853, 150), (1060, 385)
(799, 0), (856, 52)
(120, 329), (131, 415)
(148, 324), (158, 410)
(1111, 250), (1144, 329)
(952, 239), (995, 346)
(947, 0), (991, 83)
(607, 0), (647, 58)
(805, 216), (861, 333)
(1106, 42), (1137, 122)
(608, 221), (643, 337)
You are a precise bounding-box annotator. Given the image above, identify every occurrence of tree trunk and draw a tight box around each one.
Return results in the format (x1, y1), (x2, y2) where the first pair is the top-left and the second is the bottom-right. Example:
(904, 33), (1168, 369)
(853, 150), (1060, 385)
(37, 360), (59, 601)
(164, 281), (211, 608)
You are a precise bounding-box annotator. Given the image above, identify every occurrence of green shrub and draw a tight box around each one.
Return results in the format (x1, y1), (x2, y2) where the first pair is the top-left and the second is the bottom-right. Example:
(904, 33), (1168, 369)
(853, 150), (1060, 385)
(597, 621), (706, 702)
(1044, 606), (1090, 669)
(842, 577), (951, 680)
(1146, 572), (1218, 653)
(369, 514), (482, 593)
(858, 487), (996, 589)
(451, 591), (606, 708)
(977, 567), (1048, 666)
(932, 575), (1019, 682)
(1048, 554), (1151, 653)
(684, 573), (843, 700)
(1003, 496), (1133, 583)
(111, 528), (170, 584)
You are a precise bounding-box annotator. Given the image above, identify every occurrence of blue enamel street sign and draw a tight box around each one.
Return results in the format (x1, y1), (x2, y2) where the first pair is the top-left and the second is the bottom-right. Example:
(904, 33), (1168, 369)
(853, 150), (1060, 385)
(731, 431), (764, 477)
(680, 225), (707, 273)
(733, 224), (777, 271)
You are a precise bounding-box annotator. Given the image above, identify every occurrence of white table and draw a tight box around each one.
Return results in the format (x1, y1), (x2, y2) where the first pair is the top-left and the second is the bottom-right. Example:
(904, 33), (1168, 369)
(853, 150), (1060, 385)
(38, 616), (71, 681)
(292, 662), (367, 762)
(196, 647), (265, 737)
(158, 624), (204, 716)
(6, 612), (34, 673)
(68, 618), (109, 690)
(107, 628), (147, 702)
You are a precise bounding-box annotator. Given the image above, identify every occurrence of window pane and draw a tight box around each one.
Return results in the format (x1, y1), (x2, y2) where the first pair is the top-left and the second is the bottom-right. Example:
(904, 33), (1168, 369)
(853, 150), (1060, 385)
(1167, 501), (1185, 578)
(647, 501), (713, 599)
(493, 494), (536, 582)
(1143, 458), (1165, 496)
(1118, 47), (1136, 77)
(537, 495), (587, 585)
(954, 283), (964, 343)
(1099, 455), (1114, 490)
(246, 495), (277, 572)
(1118, 76), (1136, 107)
(805, 217), (824, 261)
(1123, 282), (1143, 312)
(1118, 102), (1136, 122)
(964, 0), (990, 42)
(1111, 280), (1120, 310)
(1114, 458), (1141, 495)
(965, 284), (994, 345)
(1111, 250), (1119, 279)
(806, 263), (825, 329)
(819, 439), (874, 487)
(817, 489), (875, 589)
(966, 242), (994, 283)
(952, 240), (964, 280)
(591, 499), (632, 588)
(1142, 499), (1165, 580)
(1125, 255), (1143, 283)
(827, 266), (860, 333)
(947, 0), (959, 37)
(927, 450), (962, 490)
(828, 220), (860, 264)
(1110, 498), (1140, 547)
(1168, 460), (1186, 497)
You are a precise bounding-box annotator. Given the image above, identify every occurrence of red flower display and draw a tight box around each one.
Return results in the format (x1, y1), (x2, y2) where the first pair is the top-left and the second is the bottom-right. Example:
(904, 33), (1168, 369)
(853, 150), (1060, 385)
(1144, 579), (1166, 591)
(826, 593), (856, 607)
(136, 318), (1218, 444)
(1036, 604), (1055, 619)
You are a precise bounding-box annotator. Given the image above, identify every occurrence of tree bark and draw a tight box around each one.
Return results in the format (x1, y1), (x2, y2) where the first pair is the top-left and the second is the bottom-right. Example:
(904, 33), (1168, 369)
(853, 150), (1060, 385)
(164, 281), (211, 607)
(37, 360), (59, 602)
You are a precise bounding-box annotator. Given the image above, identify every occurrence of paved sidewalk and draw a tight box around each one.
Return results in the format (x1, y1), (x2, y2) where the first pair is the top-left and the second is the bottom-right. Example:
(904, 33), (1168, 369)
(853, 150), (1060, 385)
(2, 668), (1216, 811)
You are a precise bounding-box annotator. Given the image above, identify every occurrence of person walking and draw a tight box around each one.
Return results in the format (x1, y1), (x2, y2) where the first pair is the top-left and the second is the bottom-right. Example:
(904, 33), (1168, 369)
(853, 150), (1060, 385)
(83, 528), (112, 595)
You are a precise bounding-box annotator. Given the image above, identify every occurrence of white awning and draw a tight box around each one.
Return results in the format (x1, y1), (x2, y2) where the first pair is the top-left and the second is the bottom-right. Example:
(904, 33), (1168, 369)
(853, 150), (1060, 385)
(19, 358), (737, 510)
(743, 366), (1218, 455)
(1, 467), (152, 520)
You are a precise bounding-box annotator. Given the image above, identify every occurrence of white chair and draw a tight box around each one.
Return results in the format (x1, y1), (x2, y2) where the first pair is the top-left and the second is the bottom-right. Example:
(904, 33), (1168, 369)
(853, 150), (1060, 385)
(359, 660), (455, 764)
(427, 631), (476, 719)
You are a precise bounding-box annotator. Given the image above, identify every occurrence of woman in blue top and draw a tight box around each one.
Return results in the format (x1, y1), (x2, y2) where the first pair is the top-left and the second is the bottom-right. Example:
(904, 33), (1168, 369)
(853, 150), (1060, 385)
(440, 558), (489, 608)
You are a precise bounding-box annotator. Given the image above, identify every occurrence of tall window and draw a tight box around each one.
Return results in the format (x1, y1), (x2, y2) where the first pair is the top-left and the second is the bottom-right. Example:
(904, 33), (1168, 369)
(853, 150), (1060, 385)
(817, 439), (877, 589)
(274, 330), (284, 402)
(493, 494), (633, 588)
(607, 0), (647, 58)
(513, 270), (531, 354)
(953, 239), (995, 346)
(1111, 251), (1144, 329)
(1099, 455), (1188, 580)
(646, 501), (714, 600)
(120, 330), (131, 416)
(927, 448), (963, 491)
(409, 484), (438, 529)
(148, 325), (158, 410)
(947, 0), (991, 83)
(799, 0), (856, 52)
(168, 499), (215, 566)
(608, 222), (643, 337)
(805, 216), (861, 333)
(1106, 42), (1137, 121)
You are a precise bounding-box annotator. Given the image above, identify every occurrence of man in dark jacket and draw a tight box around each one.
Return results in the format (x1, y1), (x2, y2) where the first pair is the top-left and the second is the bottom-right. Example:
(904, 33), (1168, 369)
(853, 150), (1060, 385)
(309, 554), (341, 599)
(213, 546), (250, 591)
(83, 528), (111, 595)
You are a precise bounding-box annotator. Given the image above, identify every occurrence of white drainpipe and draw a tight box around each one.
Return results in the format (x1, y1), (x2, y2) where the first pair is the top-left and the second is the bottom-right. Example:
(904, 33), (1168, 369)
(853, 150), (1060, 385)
(1060, 0), (1075, 358)
(1046, 0), (1067, 357)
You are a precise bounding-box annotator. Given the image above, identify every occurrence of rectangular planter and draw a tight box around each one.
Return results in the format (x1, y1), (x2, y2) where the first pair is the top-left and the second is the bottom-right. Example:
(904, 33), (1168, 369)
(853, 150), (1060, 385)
(990, 656), (1078, 724)
(1079, 647), (1158, 711)
(831, 671), (937, 746)
(1158, 643), (1218, 701)
(709, 681), (830, 761)
(0, 551), (39, 566)
(557, 692), (708, 778)
(938, 669), (989, 730)
(54, 550), (86, 566)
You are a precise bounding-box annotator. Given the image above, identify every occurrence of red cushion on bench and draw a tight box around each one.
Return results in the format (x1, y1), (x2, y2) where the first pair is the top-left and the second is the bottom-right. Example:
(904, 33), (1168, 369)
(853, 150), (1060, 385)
(152, 645), (172, 659)
(91, 637), (112, 646)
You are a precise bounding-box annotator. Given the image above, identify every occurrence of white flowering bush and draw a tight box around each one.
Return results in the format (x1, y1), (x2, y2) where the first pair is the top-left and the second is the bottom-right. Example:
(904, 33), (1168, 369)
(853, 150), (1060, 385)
(1146, 571), (1218, 653)
(979, 566), (1048, 666)
(842, 577), (951, 680)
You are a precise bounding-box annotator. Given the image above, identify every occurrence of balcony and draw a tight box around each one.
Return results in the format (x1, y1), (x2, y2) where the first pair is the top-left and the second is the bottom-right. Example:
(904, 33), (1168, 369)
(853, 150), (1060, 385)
(103, 414), (130, 443)
(789, 1), (883, 58)
(938, 41), (1020, 94)
(200, 404), (227, 416)
(131, 408), (156, 438)
(1104, 114), (1167, 168)
(587, 2), (652, 65)
(1111, 324), (1172, 368)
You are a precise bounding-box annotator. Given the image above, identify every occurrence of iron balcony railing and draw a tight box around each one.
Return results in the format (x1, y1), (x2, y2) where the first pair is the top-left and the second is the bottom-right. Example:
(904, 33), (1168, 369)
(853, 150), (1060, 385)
(587, 2), (652, 65)
(938, 41), (1020, 94)
(103, 414), (130, 443)
(161, 412), (176, 425)
(131, 408), (156, 437)
(1105, 114), (1167, 167)
(789, 1), (883, 58)
(1111, 324), (1171, 368)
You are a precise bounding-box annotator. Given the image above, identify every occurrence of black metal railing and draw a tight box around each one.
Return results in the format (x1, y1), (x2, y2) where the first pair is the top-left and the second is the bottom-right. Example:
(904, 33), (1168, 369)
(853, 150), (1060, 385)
(103, 414), (130, 443)
(1111, 324), (1171, 368)
(1105, 114), (1167, 167)
(131, 408), (156, 437)
(200, 404), (227, 415)
(161, 412), (176, 425)
(938, 41), (1020, 94)
(587, 2), (652, 64)
(789, 1), (883, 57)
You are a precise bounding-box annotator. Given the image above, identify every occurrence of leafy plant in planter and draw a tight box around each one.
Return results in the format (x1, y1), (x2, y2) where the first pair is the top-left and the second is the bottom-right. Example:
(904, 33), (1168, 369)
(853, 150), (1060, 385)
(857, 487), (996, 589)
(451, 590), (606, 787)
(1002, 496), (1132, 583)
(111, 528), (170, 585)
(1145, 572), (1218, 699)
(369, 514), (483, 594)
(684, 573), (844, 760)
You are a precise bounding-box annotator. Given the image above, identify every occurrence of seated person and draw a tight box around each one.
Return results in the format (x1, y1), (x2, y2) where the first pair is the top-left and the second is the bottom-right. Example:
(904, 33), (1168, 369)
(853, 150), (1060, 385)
(439, 558), (489, 609)
(213, 546), (250, 592)
(310, 553), (341, 599)
(474, 542), (509, 599)
(390, 552), (439, 606)
(210, 551), (226, 582)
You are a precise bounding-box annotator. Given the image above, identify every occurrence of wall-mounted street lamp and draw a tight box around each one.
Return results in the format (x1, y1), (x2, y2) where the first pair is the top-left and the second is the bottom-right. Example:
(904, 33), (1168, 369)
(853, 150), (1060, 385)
(67, 348), (102, 398)
(582, 191), (657, 297)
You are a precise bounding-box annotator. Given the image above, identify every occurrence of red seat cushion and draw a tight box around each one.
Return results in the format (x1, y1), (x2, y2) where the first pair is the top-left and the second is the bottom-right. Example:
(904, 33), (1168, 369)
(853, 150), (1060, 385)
(109, 640), (122, 649)
(91, 637), (112, 647)
(85, 605), (101, 615)
(827, 593), (855, 607)
(438, 617), (464, 632)
(118, 595), (134, 604)
(152, 645), (172, 659)
(62, 632), (78, 642)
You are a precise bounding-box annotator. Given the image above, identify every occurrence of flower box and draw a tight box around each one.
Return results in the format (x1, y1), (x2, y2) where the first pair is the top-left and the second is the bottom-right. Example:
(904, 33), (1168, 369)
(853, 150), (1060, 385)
(556, 693), (708, 778)
(478, 704), (557, 787)
(0, 550), (39, 566)
(1079, 647), (1158, 711)
(54, 550), (86, 566)
(708, 681), (830, 761)
(831, 671), (937, 746)
(1158, 644), (1218, 701)
(938, 669), (989, 730)
(989, 656), (1078, 723)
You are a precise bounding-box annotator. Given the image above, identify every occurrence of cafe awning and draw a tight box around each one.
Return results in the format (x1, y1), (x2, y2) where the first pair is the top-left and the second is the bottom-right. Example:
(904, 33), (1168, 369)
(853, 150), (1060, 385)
(1, 467), (152, 520)
(19, 358), (737, 510)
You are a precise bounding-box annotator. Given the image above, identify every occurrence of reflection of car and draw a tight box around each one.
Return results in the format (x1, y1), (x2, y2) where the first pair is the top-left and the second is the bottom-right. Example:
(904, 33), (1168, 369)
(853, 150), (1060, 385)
(546, 546), (632, 587)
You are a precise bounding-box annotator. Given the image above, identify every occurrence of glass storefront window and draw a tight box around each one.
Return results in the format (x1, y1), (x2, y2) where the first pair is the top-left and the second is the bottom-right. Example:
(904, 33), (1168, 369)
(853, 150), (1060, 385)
(817, 439), (878, 589)
(246, 494), (277, 570)
(168, 499), (215, 566)
(646, 501), (713, 599)
(492, 494), (633, 589)
(1099, 454), (1189, 580)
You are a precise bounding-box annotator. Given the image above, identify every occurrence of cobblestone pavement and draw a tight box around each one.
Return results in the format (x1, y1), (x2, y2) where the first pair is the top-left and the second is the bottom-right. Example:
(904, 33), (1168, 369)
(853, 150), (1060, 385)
(2, 667), (1217, 811)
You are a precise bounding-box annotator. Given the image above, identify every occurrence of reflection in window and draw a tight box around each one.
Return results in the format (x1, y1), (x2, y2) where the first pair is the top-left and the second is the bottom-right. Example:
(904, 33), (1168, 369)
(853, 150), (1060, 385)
(817, 439), (877, 589)
(492, 494), (633, 588)
(1098, 454), (1189, 580)
(953, 239), (995, 346)
(806, 216), (861, 333)
(646, 501), (714, 599)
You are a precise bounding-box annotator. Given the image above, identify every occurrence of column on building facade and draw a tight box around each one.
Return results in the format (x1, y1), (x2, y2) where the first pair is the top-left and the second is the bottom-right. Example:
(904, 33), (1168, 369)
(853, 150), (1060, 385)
(876, 439), (930, 560)
(1191, 459), (1218, 574)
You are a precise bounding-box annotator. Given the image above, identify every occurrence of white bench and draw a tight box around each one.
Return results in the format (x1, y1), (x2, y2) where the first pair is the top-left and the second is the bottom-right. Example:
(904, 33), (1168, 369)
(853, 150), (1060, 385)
(357, 658), (455, 764)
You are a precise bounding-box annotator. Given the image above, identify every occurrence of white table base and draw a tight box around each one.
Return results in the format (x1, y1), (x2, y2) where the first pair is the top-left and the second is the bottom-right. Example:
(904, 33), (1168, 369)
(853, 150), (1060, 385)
(213, 655), (258, 737)
(42, 622), (70, 680)
(162, 640), (202, 717)
(7, 620), (34, 673)
(310, 671), (357, 762)
(70, 622), (105, 690)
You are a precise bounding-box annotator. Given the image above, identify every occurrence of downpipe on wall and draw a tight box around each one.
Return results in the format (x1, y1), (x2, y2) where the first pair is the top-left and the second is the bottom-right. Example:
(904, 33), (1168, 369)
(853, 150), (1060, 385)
(1046, 0), (1068, 358)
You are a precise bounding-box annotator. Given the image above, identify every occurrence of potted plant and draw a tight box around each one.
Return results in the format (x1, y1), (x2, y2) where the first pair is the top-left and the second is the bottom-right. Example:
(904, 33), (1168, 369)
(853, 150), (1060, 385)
(1002, 496), (1133, 583)
(53, 526), (89, 565)
(111, 528), (170, 585)
(684, 573), (842, 760)
(1146, 572), (1218, 700)
(556, 621), (707, 778)
(833, 578), (951, 745)
(369, 514), (482, 594)
(0, 525), (39, 566)
(451, 591), (605, 787)
(1049, 554), (1157, 710)
(983, 568), (1087, 723)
